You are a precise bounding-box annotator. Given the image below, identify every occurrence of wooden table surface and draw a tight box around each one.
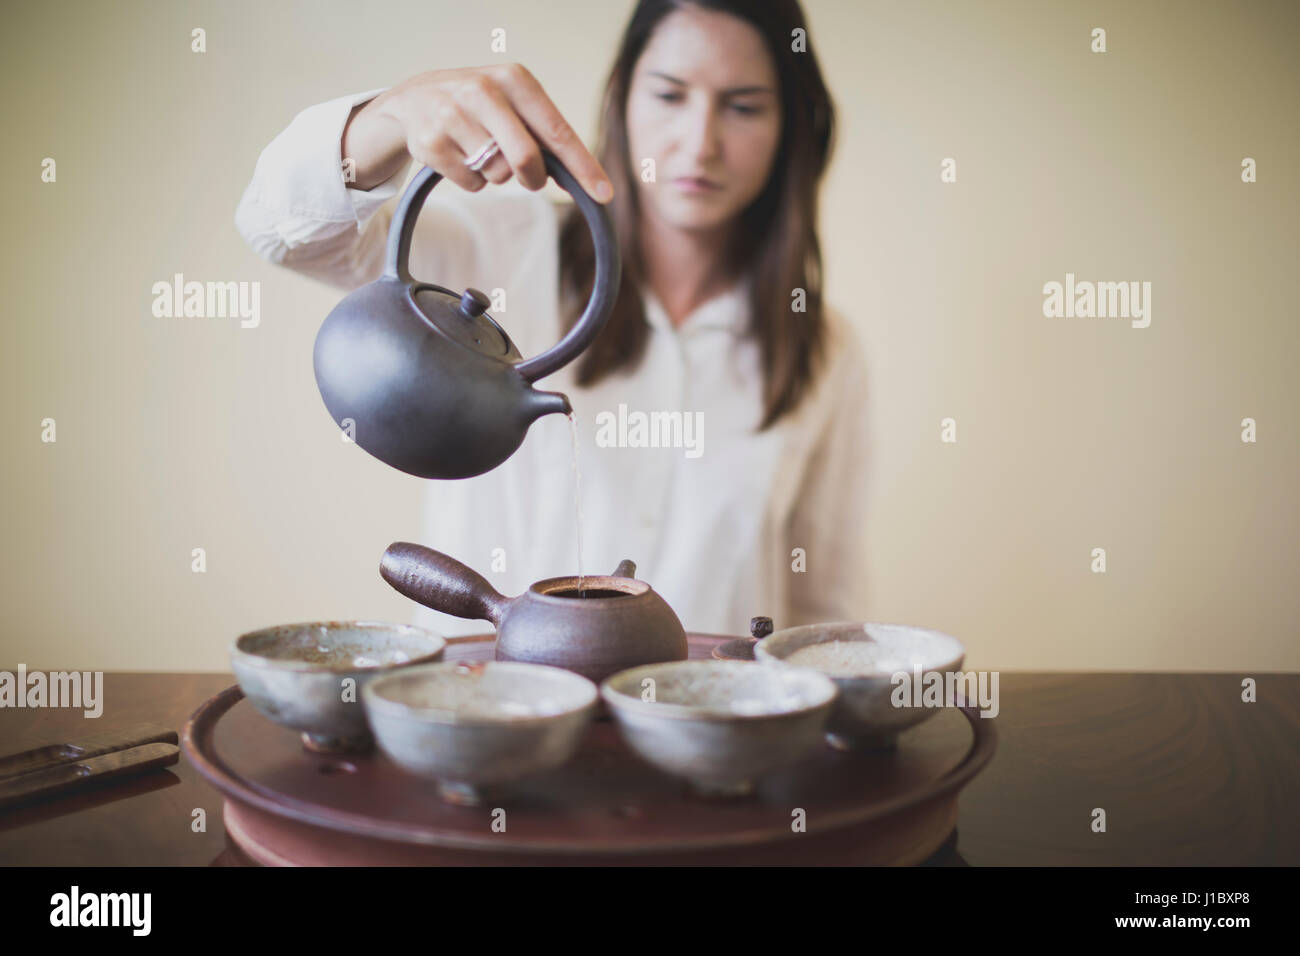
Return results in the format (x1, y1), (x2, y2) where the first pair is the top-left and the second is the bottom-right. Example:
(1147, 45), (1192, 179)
(0, 671), (1295, 865)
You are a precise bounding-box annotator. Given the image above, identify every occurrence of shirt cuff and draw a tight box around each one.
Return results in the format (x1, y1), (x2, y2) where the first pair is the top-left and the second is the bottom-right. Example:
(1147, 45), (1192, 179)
(342, 91), (411, 225)
(249, 87), (409, 240)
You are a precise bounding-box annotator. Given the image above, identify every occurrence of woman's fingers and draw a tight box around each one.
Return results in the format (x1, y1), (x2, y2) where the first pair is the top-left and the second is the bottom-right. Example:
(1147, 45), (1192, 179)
(425, 95), (513, 187)
(384, 63), (614, 202)
(456, 74), (549, 189)
(404, 104), (489, 192)
(493, 63), (614, 202)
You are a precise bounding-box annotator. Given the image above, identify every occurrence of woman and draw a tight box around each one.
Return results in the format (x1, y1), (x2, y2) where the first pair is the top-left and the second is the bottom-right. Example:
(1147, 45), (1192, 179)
(235, 0), (871, 639)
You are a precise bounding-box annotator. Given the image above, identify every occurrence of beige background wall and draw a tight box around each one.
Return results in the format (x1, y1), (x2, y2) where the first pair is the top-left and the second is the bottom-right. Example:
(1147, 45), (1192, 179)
(2, 0), (1296, 673)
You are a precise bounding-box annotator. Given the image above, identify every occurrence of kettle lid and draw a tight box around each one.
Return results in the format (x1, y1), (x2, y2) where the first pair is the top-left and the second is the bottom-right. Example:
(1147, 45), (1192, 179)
(409, 284), (519, 359)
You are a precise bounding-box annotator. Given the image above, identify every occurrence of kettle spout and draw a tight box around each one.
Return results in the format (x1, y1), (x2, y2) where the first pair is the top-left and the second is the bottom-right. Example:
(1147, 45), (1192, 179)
(528, 388), (572, 421)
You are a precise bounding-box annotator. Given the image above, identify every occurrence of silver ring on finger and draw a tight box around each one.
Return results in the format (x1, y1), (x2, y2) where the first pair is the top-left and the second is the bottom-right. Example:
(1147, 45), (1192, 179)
(464, 140), (500, 172)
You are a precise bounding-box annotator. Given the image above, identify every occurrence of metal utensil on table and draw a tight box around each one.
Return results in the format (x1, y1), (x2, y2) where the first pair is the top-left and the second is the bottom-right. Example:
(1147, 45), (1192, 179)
(0, 723), (179, 810)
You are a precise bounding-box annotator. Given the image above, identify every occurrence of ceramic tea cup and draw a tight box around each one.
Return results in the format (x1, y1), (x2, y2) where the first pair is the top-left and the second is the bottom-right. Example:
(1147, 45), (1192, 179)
(230, 620), (446, 753)
(754, 622), (966, 750)
(362, 660), (598, 805)
(600, 660), (836, 798)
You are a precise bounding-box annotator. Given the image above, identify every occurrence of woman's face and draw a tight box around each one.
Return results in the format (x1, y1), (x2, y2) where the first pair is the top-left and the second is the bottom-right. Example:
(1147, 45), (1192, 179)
(625, 6), (783, 235)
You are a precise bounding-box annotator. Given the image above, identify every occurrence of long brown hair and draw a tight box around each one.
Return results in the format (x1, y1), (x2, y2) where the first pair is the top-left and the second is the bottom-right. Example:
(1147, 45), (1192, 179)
(557, 0), (836, 429)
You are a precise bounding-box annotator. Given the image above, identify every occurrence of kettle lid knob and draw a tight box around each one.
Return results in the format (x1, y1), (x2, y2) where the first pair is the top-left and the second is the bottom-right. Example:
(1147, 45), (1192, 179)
(458, 288), (491, 318)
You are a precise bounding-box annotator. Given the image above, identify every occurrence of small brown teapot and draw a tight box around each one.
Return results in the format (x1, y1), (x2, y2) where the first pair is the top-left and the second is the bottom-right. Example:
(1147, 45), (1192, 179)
(379, 543), (688, 683)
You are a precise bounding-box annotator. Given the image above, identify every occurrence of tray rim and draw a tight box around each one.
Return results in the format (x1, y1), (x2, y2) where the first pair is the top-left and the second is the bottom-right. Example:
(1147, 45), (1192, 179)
(183, 633), (998, 855)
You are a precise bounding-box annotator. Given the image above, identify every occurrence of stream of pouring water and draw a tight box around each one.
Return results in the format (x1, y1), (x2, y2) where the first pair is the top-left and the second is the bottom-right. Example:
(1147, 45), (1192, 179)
(568, 411), (586, 597)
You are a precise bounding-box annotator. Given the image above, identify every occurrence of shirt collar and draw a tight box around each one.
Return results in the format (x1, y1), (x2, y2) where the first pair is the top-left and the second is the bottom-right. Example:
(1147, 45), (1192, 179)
(640, 272), (752, 336)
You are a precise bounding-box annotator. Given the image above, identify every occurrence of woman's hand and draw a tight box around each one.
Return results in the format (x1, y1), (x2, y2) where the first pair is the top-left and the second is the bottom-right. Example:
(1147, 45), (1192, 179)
(342, 64), (614, 202)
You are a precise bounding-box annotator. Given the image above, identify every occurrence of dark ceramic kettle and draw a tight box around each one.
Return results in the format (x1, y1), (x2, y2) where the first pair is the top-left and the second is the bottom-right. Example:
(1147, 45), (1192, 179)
(379, 542), (689, 684)
(313, 152), (621, 480)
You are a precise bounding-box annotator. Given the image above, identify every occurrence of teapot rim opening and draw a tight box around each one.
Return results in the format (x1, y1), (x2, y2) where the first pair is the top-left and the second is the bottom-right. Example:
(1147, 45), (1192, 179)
(531, 575), (648, 600)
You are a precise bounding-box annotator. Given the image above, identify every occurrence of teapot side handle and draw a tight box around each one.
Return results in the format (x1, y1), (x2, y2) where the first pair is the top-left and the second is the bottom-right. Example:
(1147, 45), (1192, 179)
(380, 542), (511, 626)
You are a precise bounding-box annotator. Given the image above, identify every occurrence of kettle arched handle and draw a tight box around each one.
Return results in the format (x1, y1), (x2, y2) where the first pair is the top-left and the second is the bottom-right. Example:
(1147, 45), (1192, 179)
(382, 151), (621, 384)
(384, 165), (444, 284)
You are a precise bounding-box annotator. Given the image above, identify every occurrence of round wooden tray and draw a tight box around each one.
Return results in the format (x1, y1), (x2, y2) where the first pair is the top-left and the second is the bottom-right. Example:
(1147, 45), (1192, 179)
(185, 633), (997, 865)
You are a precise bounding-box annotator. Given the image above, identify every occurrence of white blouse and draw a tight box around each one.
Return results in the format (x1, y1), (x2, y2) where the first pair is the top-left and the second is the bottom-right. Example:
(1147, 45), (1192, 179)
(235, 87), (872, 639)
